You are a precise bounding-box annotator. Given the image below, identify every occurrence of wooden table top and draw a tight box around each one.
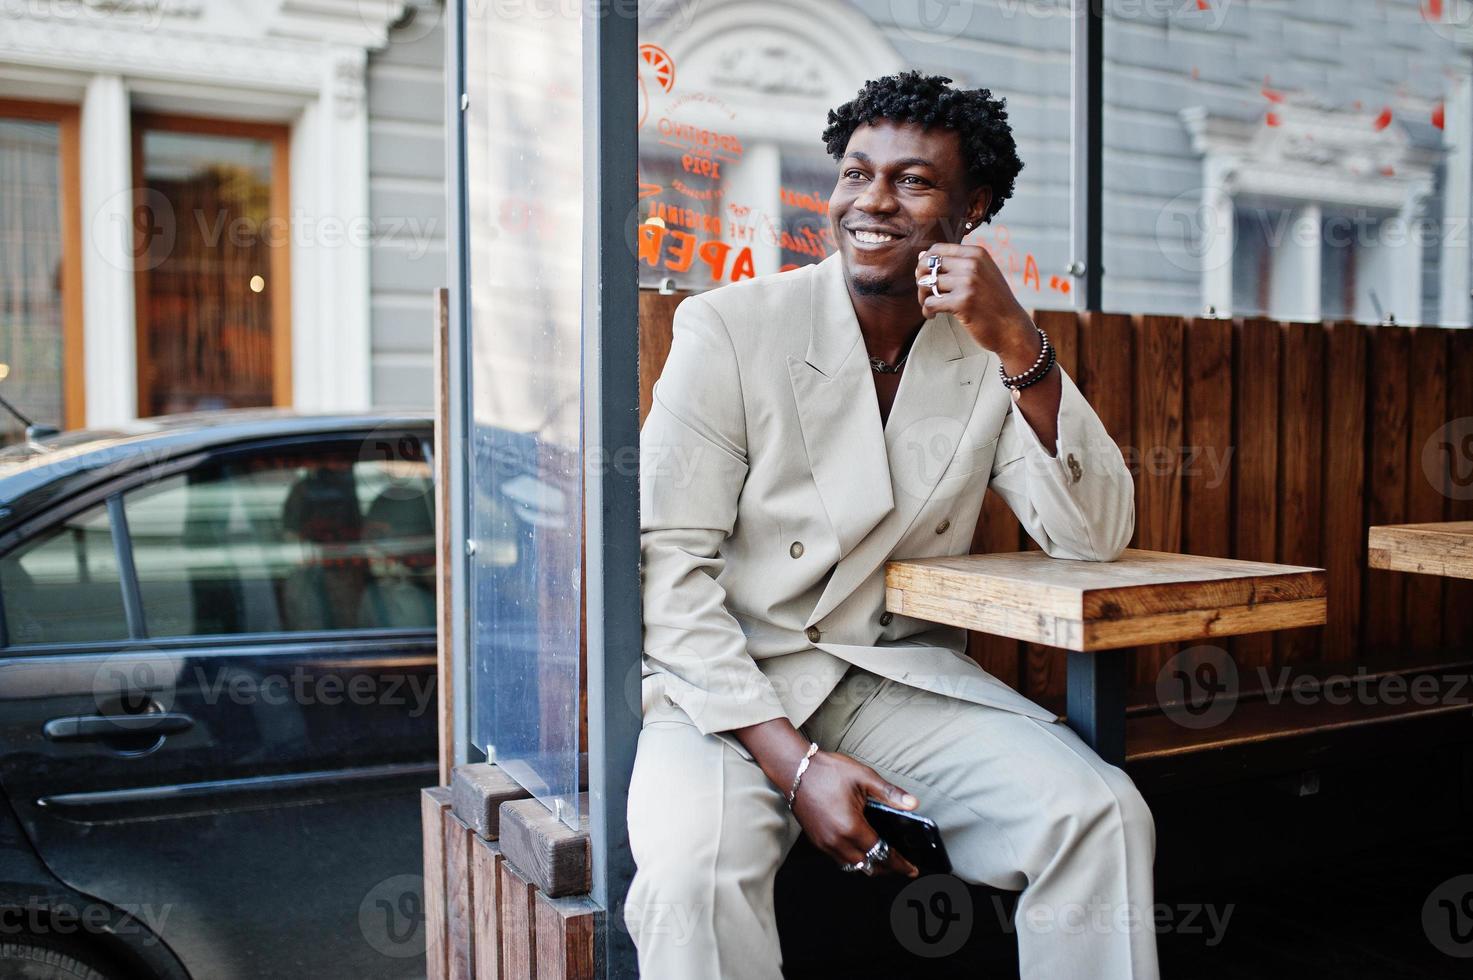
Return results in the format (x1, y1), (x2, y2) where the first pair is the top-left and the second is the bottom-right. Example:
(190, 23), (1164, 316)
(884, 548), (1326, 652)
(1367, 521), (1473, 581)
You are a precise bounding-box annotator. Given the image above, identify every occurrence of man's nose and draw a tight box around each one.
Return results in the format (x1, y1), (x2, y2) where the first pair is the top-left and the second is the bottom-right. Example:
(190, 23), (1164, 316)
(854, 177), (897, 215)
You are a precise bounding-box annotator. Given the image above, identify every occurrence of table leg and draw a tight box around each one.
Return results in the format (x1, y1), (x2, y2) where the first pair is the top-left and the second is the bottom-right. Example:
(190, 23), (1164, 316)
(1065, 650), (1127, 766)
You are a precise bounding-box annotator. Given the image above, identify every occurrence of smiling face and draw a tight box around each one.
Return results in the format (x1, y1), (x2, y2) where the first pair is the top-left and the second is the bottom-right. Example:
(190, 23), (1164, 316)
(828, 119), (990, 296)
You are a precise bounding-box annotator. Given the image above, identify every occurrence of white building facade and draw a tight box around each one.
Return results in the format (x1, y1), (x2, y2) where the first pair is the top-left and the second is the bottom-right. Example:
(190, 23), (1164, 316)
(0, 0), (446, 435)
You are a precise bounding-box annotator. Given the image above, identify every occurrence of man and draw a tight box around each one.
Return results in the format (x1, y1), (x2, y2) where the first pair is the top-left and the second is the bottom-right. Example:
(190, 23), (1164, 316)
(626, 71), (1158, 979)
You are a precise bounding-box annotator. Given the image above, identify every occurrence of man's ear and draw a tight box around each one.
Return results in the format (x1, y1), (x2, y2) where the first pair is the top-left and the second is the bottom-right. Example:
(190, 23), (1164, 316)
(966, 187), (993, 229)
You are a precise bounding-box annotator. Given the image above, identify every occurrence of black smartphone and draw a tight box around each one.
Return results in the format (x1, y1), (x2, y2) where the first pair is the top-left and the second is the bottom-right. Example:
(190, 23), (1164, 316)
(863, 798), (952, 875)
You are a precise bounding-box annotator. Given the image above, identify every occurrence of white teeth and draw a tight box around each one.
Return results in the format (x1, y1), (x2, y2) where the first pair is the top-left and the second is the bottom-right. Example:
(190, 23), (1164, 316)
(853, 229), (895, 244)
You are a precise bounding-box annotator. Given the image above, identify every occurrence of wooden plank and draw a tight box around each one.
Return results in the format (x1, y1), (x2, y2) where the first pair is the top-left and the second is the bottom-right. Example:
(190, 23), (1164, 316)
(1275, 321), (1325, 666)
(1320, 321), (1368, 663)
(1404, 328), (1451, 648)
(1368, 522), (1473, 580)
(1444, 328), (1473, 646)
(1077, 311), (1134, 447)
(892, 586), (1325, 651)
(886, 549), (1325, 651)
(472, 837), (504, 980)
(1364, 327), (1411, 657)
(1132, 315), (1185, 686)
(638, 290), (684, 426)
(500, 860), (539, 980)
(1173, 317), (1237, 695)
(1231, 317), (1281, 670)
(433, 287), (454, 786)
(451, 763), (531, 841)
(499, 796), (592, 898)
(443, 808), (475, 980)
(1181, 317), (1234, 561)
(533, 894), (599, 980)
(421, 787), (452, 980)
(890, 549), (1324, 608)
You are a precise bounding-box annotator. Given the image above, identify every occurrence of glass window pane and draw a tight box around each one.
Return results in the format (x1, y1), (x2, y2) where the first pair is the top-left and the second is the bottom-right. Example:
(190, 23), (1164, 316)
(636, 0), (1080, 309)
(137, 126), (282, 415)
(0, 117), (65, 445)
(465, 1), (585, 827)
(1104, 2), (1471, 324)
(125, 445), (435, 637)
(1, 503), (126, 646)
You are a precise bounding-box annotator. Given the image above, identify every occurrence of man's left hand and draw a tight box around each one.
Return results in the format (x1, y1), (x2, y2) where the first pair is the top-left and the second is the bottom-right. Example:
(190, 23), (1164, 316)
(915, 243), (1038, 363)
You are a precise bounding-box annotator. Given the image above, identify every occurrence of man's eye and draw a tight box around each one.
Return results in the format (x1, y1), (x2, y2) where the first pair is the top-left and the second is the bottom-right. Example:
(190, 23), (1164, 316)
(844, 170), (867, 180)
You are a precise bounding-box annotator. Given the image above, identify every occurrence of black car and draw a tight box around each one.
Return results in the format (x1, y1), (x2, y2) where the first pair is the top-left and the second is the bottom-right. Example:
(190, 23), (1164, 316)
(0, 410), (438, 979)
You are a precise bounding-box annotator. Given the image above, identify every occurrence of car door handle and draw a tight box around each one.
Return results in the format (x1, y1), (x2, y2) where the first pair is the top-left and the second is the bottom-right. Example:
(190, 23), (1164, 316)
(43, 712), (196, 742)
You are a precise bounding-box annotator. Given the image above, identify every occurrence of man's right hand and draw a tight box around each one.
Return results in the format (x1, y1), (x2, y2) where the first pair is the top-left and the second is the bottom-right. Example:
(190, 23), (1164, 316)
(790, 750), (922, 878)
(731, 716), (920, 878)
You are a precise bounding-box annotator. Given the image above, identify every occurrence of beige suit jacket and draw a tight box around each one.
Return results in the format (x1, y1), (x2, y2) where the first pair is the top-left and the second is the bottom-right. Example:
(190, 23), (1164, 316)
(639, 250), (1134, 741)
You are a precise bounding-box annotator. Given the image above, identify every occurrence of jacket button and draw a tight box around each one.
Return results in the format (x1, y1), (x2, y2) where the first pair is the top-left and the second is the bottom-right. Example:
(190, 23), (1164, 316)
(1066, 453), (1082, 483)
(790, 540), (804, 559)
(879, 611), (893, 626)
(935, 518), (951, 534)
(805, 626), (821, 643)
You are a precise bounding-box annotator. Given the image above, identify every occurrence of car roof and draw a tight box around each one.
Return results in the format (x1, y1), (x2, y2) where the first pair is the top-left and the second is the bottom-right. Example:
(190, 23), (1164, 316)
(0, 408), (432, 535)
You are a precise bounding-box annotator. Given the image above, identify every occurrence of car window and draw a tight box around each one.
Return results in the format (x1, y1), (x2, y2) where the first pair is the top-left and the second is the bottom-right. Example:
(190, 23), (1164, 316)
(124, 442), (435, 637)
(0, 502), (128, 645)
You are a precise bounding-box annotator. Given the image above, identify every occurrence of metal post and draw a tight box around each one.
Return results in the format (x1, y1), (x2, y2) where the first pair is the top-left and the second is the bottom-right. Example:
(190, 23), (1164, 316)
(444, 0), (473, 771)
(1066, 649), (1128, 766)
(1071, 0), (1104, 311)
(584, 3), (642, 977)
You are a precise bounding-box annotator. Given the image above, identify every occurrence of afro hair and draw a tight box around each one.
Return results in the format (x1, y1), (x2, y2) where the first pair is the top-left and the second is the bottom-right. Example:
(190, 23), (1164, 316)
(821, 70), (1023, 223)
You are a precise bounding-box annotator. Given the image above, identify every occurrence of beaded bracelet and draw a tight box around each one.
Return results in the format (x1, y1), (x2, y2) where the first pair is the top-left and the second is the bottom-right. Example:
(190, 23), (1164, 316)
(999, 327), (1056, 400)
(786, 742), (819, 809)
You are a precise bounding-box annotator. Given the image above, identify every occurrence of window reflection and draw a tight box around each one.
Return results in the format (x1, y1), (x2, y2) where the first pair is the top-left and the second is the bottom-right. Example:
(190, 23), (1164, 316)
(637, 0), (1079, 308)
(124, 446), (435, 637)
(1106, 1), (1470, 324)
(0, 503), (124, 646)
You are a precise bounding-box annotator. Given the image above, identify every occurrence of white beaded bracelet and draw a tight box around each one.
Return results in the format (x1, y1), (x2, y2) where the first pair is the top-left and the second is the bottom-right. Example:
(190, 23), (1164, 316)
(786, 742), (819, 808)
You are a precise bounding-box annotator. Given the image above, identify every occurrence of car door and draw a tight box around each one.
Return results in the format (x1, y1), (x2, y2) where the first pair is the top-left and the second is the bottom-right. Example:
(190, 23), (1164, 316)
(0, 429), (438, 980)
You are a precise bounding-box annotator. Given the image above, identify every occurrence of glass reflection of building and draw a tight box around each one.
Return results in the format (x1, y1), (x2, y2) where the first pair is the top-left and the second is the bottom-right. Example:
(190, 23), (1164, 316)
(637, 0), (1473, 325)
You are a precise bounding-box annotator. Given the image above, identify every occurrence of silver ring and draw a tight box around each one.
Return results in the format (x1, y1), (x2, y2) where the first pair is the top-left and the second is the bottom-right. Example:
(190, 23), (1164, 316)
(865, 838), (891, 864)
(930, 282), (941, 298)
(919, 253), (942, 290)
(841, 858), (872, 874)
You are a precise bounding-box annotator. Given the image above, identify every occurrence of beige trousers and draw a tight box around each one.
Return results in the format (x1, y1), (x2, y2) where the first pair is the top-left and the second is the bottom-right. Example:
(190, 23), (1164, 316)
(622, 667), (1160, 979)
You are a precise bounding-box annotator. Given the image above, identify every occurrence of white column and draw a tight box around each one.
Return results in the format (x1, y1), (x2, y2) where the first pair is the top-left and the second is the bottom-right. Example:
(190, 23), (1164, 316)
(80, 73), (137, 428)
(1201, 159), (1235, 316)
(1395, 189), (1430, 326)
(291, 48), (372, 411)
(1440, 71), (1472, 327)
(1268, 203), (1322, 321)
(721, 140), (783, 277)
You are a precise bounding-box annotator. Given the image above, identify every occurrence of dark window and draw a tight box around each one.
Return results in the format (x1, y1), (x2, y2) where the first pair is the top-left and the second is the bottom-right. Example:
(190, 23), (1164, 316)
(124, 442), (435, 637)
(0, 502), (127, 645)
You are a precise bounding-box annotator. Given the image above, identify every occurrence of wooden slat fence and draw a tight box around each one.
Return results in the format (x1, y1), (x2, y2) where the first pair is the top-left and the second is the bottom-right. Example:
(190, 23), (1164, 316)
(638, 293), (1473, 705)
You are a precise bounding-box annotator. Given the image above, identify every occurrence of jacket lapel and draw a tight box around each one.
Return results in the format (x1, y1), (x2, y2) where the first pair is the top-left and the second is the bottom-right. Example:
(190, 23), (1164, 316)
(807, 309), (989, 621)
(787, 253), (895, 555)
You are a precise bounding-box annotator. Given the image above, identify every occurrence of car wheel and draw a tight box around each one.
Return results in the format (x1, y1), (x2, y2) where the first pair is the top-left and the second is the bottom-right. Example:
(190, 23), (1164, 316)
(0, 938), (115, 980)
